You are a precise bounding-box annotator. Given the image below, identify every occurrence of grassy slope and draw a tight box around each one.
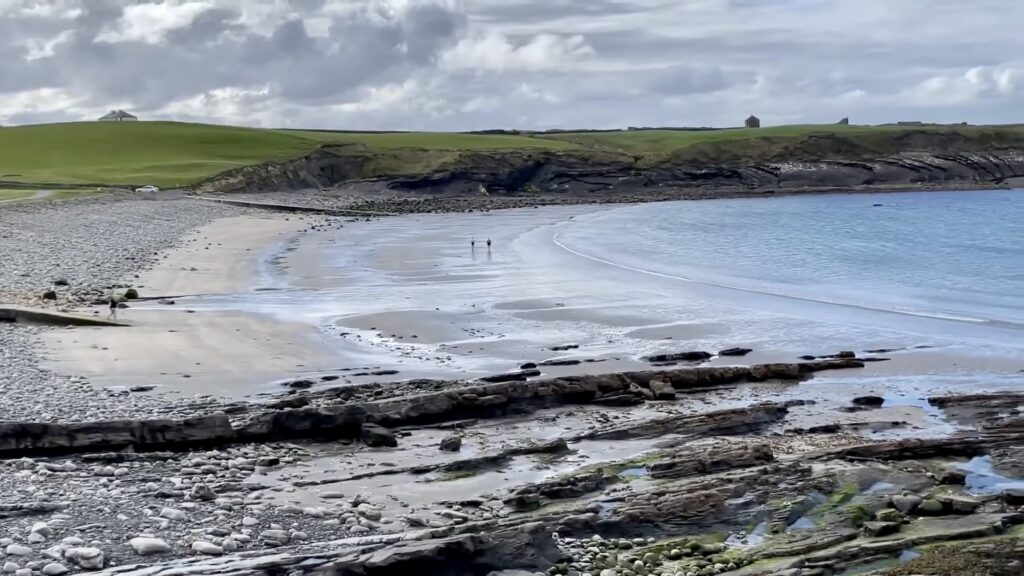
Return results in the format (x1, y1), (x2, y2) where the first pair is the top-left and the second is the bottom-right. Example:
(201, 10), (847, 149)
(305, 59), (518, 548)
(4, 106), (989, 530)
(0, 122), (575, 187)
(540, 124), (1024, 165)
(0, 122), (326, 187)
(0, 189), (36, 201)
(277, 129), (572, 150)
(2, 121), (1022, 188)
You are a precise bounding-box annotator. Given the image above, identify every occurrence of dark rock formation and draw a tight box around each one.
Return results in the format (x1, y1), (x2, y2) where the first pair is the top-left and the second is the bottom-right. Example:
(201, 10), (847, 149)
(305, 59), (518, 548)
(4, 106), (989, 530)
(196, 134), (1024, 200)
(643, 351), (713, 363)
(361, 424), (398, 448)
(0, 360), (863, 457)
(718, 348), (753, 357)
(852, 395), (885, 408)
(439, 435), (462, 452)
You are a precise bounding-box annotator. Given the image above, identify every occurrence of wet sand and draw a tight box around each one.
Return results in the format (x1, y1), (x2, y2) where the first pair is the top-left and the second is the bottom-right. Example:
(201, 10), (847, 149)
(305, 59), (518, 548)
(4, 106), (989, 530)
(40, 204), (1024, 402)
(40, 214), (342, 398)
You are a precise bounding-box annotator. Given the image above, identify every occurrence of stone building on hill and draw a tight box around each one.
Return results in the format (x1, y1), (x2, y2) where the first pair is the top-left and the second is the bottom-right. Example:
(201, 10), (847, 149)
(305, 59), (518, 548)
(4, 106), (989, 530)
(745, 115), (761, 128)
(98, 110), (138, 122)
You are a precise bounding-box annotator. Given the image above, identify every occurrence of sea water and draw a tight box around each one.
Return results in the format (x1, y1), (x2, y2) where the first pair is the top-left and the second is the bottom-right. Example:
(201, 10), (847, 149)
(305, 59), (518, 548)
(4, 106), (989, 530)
(555, 189), (1024, 350)
(176, 189), (1023, 384)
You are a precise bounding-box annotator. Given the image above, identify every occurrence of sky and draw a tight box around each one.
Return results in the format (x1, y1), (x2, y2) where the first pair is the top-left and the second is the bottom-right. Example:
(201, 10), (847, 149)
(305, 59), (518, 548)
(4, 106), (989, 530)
(0, 0), (1021, 130)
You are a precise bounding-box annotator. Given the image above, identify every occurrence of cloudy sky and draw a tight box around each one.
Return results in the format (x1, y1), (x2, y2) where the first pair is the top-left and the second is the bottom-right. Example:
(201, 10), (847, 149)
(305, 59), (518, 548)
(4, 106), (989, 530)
(0, 0), (1021, 130)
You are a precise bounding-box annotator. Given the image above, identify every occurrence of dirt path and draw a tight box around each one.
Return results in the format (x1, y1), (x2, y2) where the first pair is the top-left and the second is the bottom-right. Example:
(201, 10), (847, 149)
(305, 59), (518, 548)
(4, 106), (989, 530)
(0, 189), (54, 204)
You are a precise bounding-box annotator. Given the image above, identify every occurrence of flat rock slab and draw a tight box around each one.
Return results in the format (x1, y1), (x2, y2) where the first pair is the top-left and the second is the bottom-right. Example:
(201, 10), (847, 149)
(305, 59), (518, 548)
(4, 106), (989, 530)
(0, 305), (129, 327)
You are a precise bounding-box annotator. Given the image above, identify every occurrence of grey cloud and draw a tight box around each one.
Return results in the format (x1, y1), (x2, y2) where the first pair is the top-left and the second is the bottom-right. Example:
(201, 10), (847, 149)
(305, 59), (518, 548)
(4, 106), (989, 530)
(0, 0), (466, 116)
(0, 0), (1022, 129)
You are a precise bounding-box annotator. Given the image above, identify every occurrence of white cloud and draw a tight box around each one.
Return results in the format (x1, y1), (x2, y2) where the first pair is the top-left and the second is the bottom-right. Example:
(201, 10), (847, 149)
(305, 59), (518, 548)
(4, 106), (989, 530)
(0, 87), (88, 123)
(97, 1), (214, 44)
(906, 66), (1021, 107)
(439, 32), (593, 72)
(0, 0), (81, 19)
(24, 29), (73, 60)
(157, 84), (272, 124)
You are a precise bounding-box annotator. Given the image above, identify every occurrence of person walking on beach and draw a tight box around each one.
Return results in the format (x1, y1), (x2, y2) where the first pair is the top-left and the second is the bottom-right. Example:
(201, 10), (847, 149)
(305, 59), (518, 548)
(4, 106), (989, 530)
(107, 296), (118, 321)
(486, 238), (492, 249)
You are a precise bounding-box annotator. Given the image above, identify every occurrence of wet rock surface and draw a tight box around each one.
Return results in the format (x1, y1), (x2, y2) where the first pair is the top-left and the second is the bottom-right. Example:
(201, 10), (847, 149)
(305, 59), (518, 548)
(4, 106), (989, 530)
(3, 378), (1024, 574)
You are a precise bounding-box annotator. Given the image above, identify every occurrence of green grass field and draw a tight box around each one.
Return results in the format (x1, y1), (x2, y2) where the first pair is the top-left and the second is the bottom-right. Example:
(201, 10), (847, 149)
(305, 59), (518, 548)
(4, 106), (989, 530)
(0, 122), (325, 187)
(0, 188), (106, 203)
(1, 121), (1021, 188)
(0, 122), (575, 187)
(539, 124), (1024, 154)
(277, 129), (573, 150)
(0, 189), (37, 201)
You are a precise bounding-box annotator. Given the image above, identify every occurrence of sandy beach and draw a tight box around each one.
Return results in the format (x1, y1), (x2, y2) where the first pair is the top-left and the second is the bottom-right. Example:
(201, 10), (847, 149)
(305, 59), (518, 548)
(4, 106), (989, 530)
(36, 200), (1023, 404)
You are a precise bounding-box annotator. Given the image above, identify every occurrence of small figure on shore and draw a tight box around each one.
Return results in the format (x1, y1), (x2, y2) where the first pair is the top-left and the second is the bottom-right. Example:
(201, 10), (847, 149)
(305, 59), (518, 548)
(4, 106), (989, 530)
(107, 296), (118, 321)
(471, 239), (476, 249)
(486, 238), (492, 249)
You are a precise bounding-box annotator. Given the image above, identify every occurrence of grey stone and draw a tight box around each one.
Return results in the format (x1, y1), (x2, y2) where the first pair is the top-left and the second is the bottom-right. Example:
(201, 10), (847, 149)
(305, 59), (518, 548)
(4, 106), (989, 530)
(191, 541), (223, 556)
(159, 507), (186, 521)
(890, 494), (922, 514)
(129, 538), (170, 556)
(918, 499), (945, 515)
(65, 547), (104, 570)
(190, 484), (216, 501)
(41, 564), (68, 576)
(862, 521), (901, 537)
(439, 435), (462, 452)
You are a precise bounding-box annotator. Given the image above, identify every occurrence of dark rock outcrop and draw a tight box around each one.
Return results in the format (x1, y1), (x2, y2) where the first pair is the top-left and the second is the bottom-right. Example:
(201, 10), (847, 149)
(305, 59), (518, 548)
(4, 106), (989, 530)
(852, 395), (885, 408)
(718, 348), (753, 357)
(360, 424), (398, 448)
(643, 351), (713, 363)
(0, 360), (863, 457)
(439, 435), (462, 452)
(196, 135), (1024, 200)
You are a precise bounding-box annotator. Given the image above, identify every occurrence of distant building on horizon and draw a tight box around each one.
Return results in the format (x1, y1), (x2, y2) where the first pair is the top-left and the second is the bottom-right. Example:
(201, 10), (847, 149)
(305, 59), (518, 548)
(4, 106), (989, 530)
(745, 115), (761, 129)
(838, 117), (850, 125)
(98, 110), (138, 122)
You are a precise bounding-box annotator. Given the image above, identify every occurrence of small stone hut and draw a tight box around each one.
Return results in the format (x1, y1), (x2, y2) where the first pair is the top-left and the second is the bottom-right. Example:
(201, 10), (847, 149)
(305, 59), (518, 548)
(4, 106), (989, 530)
(745, 115), (761, 129)
(98, 110), (138, 122)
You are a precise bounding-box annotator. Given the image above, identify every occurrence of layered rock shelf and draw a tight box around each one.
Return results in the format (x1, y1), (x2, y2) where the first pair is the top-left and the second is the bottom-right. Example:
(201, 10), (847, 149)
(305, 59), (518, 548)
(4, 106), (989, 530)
(0, 360), (863, 458)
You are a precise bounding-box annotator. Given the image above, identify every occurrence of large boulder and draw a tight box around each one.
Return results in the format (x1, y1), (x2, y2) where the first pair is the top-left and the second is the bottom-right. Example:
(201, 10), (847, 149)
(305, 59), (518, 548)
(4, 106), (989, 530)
(718, 348), (753, 357)
(439, 435), (462, 452)
(852, 396), (885, 408)
(64, 547), (104, 570)
(935, 493), (981, 513)
(862, 521), (901, 537)
(648, 380), (677, 401)
(644, 351), (712, 363)
(890, 494), (922, 514)
(129, 538), (170, 556)
(361, 424), (398, 448)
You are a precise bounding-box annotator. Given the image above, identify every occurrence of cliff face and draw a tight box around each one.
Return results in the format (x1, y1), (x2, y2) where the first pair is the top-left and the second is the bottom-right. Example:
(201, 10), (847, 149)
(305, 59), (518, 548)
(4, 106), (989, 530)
(196, 133), (1024, 196)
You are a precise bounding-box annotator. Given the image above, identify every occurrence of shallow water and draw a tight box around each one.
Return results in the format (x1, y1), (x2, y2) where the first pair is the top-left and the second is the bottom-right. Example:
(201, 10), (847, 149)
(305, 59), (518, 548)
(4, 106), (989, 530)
(559, 190), (1024, 329)
(959, 455), (1024, 494)
(169, 190), (1022, 396)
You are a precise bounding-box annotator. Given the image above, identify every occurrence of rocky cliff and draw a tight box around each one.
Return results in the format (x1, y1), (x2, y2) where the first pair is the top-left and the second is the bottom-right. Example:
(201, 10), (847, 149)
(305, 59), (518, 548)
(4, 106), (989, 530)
(196, 130), (1024, 197)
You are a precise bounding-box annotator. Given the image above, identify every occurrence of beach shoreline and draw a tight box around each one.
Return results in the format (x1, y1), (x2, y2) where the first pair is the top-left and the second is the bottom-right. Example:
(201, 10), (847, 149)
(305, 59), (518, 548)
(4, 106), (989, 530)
(19, 193), (1021, 403)
(2, 191), (1024, 574)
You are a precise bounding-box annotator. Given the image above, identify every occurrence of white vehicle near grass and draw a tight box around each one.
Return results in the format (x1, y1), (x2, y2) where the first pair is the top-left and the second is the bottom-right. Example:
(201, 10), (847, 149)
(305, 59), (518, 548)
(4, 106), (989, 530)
(135, 185), (160, 194)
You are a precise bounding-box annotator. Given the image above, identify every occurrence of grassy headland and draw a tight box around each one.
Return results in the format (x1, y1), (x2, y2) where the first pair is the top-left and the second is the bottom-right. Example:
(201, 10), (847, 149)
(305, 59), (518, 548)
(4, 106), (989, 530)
(1, 121), (1023, 191)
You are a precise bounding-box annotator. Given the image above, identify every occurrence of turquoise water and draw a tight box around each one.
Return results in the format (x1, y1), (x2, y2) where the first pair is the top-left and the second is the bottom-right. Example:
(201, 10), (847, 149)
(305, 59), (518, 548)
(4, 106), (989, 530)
(557, 190), (1024, 341)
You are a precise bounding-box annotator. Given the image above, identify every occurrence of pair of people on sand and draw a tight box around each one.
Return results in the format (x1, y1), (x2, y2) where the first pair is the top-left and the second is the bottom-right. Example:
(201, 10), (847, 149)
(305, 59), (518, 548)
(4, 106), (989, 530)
(471, 238), (492, 249)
